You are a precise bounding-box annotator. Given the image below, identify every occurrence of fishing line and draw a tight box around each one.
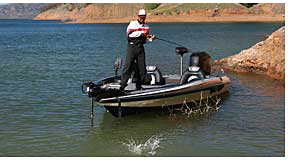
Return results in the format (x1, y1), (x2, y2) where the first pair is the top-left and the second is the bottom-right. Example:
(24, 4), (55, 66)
(156, 38), (184, 47)
(156, 37), (193, 52)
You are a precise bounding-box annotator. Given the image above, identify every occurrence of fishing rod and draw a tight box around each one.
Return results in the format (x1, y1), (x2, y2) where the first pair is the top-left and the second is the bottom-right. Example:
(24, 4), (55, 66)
(156, 37), (184, 47)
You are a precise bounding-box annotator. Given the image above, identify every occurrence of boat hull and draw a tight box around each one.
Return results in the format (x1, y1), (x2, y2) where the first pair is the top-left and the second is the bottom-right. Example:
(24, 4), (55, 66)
(96, 76), (230, 117)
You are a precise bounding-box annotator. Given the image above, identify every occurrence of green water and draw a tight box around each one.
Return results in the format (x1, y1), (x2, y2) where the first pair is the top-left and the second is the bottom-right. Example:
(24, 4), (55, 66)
(0, 19), (284, 156)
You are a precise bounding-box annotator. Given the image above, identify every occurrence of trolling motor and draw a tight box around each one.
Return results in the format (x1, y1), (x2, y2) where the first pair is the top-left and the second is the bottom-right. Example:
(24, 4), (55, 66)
(82, 79), (124, 122)
(81, 81), (96, 121)
(82, 80), (114, 121)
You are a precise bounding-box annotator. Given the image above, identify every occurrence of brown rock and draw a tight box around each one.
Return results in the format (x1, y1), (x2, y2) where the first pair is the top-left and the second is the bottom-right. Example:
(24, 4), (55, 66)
(214, 26), (285, 83)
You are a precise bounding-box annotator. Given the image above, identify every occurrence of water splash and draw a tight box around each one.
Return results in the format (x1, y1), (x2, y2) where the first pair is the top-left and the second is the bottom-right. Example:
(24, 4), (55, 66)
(123, 134), (163, 156)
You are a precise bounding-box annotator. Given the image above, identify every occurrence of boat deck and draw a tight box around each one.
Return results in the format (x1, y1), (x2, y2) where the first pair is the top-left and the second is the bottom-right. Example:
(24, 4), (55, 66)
(124, 74), (181, 93)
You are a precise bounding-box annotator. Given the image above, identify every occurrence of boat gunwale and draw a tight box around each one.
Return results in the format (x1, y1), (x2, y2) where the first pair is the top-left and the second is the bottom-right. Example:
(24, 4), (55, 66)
(99, 76), (230, 103)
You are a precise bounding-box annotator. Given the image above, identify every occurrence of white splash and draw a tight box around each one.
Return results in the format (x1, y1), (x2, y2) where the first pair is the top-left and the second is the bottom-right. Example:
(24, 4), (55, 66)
(123, 134), (163, 156)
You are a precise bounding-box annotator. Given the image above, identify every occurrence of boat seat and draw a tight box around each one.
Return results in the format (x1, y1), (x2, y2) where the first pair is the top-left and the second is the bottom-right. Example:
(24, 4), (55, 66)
(179, 66), (205, 84)
(179, 52), (211, 84)
(144, 66), (165, 85)
(131, 66), (165, 85)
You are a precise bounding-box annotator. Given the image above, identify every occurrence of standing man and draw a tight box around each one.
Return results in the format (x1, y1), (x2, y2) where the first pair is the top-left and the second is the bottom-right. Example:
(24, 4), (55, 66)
(120, 9), (156, 91)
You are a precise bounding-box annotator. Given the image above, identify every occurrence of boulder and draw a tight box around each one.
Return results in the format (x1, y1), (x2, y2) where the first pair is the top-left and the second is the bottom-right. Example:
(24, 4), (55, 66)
(214, 26), (285, 83)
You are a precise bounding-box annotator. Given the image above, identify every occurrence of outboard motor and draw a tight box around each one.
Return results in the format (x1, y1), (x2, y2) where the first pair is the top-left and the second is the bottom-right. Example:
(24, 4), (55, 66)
(189, 52), (211, 76)
(179, 52), (211, 84)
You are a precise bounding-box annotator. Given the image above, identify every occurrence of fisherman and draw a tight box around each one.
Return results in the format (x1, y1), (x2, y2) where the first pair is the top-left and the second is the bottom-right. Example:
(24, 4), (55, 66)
(120, 9), (156, 91)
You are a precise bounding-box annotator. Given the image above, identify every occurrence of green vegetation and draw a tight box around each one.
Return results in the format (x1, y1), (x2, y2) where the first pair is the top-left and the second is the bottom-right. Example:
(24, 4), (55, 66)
(145, 3), (161, 10)
(240, 3), (258, 8)
(64, 3), (91, 11)
(150, 3), (244, 15)
(178, 3), (241, 10)
(39, 3), (62, 13)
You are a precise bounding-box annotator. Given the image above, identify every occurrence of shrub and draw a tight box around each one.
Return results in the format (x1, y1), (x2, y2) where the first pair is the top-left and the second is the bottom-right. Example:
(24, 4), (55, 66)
(145, 3), (161, 10)
(240, 3), (258, 8)
(39, 3), (62, 13)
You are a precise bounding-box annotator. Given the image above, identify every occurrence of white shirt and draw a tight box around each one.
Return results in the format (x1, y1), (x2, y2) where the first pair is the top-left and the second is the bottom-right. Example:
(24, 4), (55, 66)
(126, 20), (150, 38)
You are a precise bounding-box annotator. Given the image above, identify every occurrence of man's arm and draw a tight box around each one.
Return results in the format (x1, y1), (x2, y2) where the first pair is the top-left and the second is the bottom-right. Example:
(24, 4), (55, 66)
(127, 21), (149, 38)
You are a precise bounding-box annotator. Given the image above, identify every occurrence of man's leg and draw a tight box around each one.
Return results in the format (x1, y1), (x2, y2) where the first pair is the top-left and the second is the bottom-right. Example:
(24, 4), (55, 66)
(120, 45), (135, 90)
(136, 47), (146, 90)
(132, 61), (142, 89)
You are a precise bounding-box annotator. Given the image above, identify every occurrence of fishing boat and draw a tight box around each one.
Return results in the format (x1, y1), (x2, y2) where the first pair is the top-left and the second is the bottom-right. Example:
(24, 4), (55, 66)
(82, 47), (231, 118)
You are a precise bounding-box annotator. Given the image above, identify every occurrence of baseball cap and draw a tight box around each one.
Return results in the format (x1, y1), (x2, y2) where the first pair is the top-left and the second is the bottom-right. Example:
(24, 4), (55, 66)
(138, 9), (146, 16)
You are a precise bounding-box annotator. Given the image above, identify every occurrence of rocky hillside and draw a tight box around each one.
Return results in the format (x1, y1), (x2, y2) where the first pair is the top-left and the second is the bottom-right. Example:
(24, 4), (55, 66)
(34, 3), (285, 23)
(214, 26), (285, 83)
(149, 3), (284, 16)
(0, 3), (50, 19)
(250, 3), (285, 15)
(34, 3), (145, 22)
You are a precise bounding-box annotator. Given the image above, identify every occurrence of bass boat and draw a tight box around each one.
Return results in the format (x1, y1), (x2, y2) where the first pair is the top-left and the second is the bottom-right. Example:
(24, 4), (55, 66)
(82, 47), (231, 118)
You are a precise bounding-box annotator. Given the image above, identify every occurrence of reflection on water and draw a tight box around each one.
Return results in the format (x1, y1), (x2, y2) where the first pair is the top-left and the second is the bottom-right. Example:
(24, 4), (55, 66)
(228, 71), (284, 108)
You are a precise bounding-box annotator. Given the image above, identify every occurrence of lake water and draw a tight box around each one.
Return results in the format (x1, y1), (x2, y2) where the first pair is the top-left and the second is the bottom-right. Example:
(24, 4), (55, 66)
(0, 19), (284, 156)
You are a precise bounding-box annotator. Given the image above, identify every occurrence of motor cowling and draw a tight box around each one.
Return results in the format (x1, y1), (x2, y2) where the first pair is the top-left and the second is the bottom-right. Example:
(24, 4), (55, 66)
(189, 52), (211, 76)
(179, 52), (211, 84)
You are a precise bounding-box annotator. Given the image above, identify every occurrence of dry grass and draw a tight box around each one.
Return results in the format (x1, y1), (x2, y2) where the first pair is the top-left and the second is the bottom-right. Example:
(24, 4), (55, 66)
(166, 94), (222, 119)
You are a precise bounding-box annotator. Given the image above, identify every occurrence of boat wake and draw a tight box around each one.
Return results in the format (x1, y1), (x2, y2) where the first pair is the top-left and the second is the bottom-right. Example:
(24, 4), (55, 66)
(122, 134), (163, 156)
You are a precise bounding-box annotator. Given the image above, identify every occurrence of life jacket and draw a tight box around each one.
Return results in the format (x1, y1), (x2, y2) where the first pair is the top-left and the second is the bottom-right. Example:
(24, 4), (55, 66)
(126, 20), (150, 45)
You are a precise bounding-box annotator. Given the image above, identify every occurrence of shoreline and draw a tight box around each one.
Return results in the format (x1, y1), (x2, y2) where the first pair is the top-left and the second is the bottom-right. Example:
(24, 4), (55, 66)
(44, 15), (284, 24)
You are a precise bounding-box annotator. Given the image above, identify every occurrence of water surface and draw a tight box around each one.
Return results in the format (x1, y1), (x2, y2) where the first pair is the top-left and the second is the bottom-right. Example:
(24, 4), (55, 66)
(0, 19), (284, 156)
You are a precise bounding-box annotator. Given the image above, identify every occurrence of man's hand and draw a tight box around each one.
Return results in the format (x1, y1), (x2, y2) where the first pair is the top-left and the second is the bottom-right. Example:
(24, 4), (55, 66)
(151, 35), (156, 40)
(147, 34), (156, 41)
(144, 30), (149, 36)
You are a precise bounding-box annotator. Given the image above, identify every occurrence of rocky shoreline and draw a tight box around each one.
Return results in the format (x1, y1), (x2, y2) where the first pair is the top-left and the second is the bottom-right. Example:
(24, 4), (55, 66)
(214, 26), (285, 83)
(62, 15), (284, 24)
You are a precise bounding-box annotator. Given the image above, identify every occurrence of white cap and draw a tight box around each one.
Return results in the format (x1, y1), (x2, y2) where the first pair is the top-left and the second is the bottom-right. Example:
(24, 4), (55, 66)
(138, 9), (146, 16)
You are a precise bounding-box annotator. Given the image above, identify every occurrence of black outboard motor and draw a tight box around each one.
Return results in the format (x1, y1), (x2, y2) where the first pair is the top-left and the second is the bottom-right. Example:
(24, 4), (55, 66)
(180, 52), (211, 84)
(189, 52), (211, 76)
